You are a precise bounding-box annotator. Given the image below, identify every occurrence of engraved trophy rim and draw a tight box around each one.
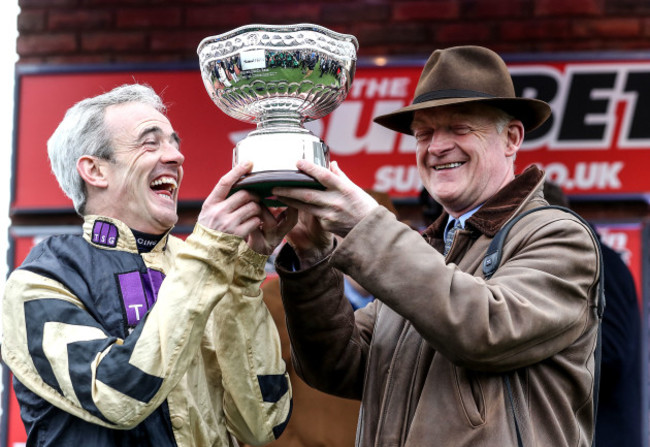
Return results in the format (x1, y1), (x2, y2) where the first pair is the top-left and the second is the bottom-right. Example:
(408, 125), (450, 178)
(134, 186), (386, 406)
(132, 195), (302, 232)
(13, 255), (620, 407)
(197, 23), (359, 124)
(197, 23), (359, 57)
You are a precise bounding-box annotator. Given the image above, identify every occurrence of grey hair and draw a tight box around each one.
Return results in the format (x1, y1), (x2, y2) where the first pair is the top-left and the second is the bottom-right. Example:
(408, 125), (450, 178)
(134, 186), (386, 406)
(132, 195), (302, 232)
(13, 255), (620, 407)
(493, 108), (515, 134)
(493, 107), (517, 161)
(47, 83), (166, 215)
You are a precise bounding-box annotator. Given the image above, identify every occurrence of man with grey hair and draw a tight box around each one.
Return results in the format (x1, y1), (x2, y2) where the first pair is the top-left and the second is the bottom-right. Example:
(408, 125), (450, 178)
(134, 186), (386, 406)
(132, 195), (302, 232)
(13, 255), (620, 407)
(272, 46), (601, 446)
(1, 83), (295, 446)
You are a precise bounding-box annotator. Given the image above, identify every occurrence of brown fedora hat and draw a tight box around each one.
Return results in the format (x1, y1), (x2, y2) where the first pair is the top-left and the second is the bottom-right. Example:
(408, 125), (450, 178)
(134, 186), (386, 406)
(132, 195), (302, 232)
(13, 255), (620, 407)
(373, 45), (551, 135)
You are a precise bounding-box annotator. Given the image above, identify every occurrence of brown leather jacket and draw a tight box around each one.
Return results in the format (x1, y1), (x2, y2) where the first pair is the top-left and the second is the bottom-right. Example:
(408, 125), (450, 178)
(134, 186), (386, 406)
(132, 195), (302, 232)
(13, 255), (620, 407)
(276, 166), (601, 447)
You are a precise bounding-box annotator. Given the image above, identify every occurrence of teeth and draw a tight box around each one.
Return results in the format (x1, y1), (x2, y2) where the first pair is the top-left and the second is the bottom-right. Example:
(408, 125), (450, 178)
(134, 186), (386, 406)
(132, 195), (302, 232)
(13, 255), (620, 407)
(434, 162), (463, 171)
(150, 177), (178, 189)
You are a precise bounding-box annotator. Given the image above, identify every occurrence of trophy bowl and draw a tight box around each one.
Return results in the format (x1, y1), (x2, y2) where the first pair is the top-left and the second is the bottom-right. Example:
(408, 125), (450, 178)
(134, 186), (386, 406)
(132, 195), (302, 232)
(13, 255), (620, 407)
(197, 24), (358, 202)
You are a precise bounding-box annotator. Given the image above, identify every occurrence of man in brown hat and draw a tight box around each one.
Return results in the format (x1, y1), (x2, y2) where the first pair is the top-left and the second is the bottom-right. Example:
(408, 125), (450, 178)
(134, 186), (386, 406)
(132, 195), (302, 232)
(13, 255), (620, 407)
(270, 45), (602, 446)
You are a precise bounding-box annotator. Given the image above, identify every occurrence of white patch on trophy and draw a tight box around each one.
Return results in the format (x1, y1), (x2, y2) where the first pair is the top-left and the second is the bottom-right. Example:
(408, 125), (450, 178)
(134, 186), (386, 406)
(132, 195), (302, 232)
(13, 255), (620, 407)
(240, 49), (267, 70)
(197, 24), (359, 204)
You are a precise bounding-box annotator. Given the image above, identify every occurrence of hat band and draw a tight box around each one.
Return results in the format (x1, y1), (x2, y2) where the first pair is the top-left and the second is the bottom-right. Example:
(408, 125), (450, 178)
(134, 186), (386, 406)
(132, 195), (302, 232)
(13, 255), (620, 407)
(413, 89), (496, 105)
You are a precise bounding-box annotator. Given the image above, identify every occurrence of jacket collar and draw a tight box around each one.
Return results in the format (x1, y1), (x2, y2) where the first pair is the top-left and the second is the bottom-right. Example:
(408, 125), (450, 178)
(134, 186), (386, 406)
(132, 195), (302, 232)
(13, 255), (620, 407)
(423, 165), (545, 241)
(82, 215), (171, 253)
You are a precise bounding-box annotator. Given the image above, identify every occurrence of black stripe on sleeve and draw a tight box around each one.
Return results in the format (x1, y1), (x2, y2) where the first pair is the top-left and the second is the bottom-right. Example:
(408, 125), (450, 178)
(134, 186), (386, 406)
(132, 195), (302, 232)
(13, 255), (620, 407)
(273, 399), (292, 439)
(24, 299), (164, 418)
(95, 317), (164, 403)
(257, 374), (289, 403)
(24, 299), (110, 396)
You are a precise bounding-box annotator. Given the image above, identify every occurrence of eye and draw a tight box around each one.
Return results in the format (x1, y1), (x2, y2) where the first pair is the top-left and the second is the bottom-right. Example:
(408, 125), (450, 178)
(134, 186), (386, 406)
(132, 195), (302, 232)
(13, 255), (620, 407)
(142, 138), (160, 149)
(414, 130), (433, 142)
(452, 125), (471, 135)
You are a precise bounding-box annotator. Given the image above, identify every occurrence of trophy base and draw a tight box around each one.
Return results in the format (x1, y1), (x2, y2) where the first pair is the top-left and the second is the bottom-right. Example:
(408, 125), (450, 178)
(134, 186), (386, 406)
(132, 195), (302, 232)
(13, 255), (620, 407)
(231, 170), (325, 206)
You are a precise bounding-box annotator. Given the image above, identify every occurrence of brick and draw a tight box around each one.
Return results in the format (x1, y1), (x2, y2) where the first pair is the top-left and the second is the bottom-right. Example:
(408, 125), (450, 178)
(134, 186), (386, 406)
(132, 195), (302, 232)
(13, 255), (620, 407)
(466, 0), (533, 19)
(117, 7), (182, 29)
(535, 0), (603, 17)
(82, 0), (161, 5)
(46, 54), (114, 64)
(17, 33), (77, 55)
(572, 18), (641, 38)
(116, 53), (186, 64)
(49, 10), (113, 31)
(321, 4), (391, 23)
(393, 1), (459, 21)
(18, 9), (46, 32)
(535, 40), (598, 52)
(616, 40), (650, 51)
(17, 56), (47, 64)
(82, 32), (147, 51)
(499, 19), (572, 41)
(185, 6), (252, 27)
(490, 42), (535, 54)
(250, 4), (321, 23)
(356, 23), (429, 47)
(435, 23), (493, 43)
(606, 0), (650, 15)
(19, 0), (76, 6)
(151, 30), (209, 52)
(643, 18), (650, 37)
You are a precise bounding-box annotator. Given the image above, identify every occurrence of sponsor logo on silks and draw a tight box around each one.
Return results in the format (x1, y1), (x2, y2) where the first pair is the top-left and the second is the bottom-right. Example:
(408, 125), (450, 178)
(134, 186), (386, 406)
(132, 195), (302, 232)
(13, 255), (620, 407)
(136, 238), (158, 248)
(118, 269), (165, 327)
(92, 220), (118, 248)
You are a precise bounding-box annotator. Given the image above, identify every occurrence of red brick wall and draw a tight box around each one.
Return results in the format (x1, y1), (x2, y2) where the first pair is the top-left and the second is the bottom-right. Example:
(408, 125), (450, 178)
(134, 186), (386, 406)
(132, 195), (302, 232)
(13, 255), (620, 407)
(16, 0), (650, 64)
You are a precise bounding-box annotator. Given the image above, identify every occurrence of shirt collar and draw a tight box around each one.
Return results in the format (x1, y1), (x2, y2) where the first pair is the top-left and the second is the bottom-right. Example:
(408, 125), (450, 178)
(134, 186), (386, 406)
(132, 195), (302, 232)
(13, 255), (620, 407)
(444, 204), (482, 239)
(421, 165), (547, 251)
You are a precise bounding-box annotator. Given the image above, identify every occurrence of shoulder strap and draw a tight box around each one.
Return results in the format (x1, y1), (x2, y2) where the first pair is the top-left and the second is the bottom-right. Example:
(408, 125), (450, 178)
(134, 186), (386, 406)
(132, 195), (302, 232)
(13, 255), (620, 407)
(484, 205), (605, 447)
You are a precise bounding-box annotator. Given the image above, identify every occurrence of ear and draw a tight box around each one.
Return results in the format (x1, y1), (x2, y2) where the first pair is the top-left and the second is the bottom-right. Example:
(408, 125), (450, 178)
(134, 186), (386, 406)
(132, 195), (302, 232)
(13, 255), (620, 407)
(504, 120), (525, 157)
(77, 155), (109, 189)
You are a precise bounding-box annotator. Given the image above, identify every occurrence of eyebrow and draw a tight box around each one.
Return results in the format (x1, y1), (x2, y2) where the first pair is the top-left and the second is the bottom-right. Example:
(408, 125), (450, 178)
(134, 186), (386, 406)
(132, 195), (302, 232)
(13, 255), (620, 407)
(410, 120), (426, 131)
(138, 126), (182, 146)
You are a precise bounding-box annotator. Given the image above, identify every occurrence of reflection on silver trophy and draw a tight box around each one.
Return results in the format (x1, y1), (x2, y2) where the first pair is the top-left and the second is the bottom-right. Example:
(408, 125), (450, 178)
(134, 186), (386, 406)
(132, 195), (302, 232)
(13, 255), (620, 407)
(197, 24), (359, 200)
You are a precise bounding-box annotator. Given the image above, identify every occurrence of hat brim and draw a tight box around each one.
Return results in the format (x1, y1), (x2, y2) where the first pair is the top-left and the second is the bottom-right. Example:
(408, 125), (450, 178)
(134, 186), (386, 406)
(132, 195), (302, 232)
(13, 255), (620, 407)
(373, 96), (552, 135)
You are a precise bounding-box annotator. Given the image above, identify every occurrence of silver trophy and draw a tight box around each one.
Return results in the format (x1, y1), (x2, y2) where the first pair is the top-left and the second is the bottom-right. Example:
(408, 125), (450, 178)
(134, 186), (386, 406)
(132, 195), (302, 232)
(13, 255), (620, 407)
(197, 24), (358, 200)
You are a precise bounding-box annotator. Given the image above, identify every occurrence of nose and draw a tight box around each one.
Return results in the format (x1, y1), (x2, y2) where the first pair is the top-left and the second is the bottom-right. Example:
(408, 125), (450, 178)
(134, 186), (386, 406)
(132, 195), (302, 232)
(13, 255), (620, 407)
(426, 129), (454, 157)
(162, 141), (185, 166)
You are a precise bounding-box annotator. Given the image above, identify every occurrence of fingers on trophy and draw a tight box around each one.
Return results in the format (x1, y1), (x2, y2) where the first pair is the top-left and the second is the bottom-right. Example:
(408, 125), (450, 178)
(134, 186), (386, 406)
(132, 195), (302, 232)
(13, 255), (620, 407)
(197, 24), (359, 205)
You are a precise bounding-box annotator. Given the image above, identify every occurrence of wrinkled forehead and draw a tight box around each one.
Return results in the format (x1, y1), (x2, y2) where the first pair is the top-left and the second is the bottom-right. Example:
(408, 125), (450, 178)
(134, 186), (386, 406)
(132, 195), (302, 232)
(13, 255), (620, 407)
(104, 101), (173, 137)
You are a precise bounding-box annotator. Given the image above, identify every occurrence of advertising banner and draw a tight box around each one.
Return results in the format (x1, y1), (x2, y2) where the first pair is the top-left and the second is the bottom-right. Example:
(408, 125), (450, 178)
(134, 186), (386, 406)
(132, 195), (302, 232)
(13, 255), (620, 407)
(11, 53), (650, 214)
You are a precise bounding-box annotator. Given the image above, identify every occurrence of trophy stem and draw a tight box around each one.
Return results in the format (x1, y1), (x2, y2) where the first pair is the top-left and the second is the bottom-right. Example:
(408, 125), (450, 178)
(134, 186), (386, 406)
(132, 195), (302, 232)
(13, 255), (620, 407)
(256, 111), (305, 133)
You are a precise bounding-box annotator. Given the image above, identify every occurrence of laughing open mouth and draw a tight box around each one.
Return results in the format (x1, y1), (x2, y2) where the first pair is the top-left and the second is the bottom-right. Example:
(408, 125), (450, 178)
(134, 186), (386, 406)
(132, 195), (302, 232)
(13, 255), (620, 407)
(434, 162), (465, 171)
(150, 177), (178, 199)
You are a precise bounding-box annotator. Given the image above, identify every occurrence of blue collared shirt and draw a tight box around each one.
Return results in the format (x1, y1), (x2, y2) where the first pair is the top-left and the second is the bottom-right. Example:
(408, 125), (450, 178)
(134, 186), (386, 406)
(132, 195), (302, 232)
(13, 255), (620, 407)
(444, 204), (483, 240)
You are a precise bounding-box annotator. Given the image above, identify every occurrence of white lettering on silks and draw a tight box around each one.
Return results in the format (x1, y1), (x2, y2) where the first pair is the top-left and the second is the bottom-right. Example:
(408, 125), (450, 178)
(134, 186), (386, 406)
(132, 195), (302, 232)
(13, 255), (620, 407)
(129, 304), (144, 320)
